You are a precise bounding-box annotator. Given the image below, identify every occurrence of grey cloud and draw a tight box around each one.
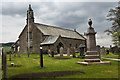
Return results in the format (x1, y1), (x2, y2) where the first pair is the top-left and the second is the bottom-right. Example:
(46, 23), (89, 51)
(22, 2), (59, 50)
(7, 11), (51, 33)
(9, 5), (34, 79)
(1, 2), (117, 46)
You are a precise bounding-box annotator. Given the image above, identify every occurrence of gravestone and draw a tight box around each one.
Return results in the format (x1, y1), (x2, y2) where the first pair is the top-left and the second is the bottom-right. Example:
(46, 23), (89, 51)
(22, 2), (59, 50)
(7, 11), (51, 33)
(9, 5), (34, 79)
(106, 50), (109, 54)
(48, 49), (51, 57)
(97, 45), (101, 59)
(17, 46), (20, 57)
(14, 47), (16, 58)
(72, 47), (76, 58)
(51, 51), (54, 57)
(114, 46), (119, 55)
(79, 44), (85, 57)
(60, 47), (63, 56)
(67, 48), (70, 57)
(2, 48), (3, 70)
(9, 51), (11, 61)
(109, 45), (112, 52)
(101, 46), (106, 55)
(3, 51), (7, 78)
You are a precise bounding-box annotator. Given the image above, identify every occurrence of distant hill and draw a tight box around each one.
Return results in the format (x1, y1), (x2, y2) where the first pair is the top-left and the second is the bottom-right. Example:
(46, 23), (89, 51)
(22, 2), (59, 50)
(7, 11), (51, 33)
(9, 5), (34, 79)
(0, 42), (14, 47)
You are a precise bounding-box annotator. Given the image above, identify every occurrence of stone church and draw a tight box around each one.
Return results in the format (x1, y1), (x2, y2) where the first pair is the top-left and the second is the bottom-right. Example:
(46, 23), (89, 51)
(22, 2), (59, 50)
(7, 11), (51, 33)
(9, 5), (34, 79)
(13, 4), (86, 54)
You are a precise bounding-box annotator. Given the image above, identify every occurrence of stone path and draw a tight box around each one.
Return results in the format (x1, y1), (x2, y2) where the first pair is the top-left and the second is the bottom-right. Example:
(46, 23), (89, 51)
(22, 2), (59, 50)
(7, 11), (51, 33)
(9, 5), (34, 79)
(102, 57), (120, 61)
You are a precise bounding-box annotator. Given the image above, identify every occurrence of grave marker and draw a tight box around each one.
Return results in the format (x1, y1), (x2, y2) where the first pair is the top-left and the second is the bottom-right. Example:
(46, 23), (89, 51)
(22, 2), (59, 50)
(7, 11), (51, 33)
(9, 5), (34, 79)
(101, 46), (106, 55)
(48, 49), (51, 57)
(60, 47), (63, 56)
(67, 48), (70, 57)
(3, 51), (7, 78)
(97, 45), (101, 59)
(72, 47), (76, 58)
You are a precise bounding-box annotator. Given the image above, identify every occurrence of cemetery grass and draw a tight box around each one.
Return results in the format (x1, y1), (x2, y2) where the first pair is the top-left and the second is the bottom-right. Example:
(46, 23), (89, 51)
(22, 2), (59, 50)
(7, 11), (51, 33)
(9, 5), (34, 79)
(101, 52), (120, 59)
(6, 53), (119, 78)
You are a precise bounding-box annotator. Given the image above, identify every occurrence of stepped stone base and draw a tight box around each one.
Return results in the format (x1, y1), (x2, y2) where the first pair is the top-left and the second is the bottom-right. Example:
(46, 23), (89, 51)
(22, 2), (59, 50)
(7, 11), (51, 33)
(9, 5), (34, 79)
(85, 59), (101, 62)
(77, 61), (111, 66)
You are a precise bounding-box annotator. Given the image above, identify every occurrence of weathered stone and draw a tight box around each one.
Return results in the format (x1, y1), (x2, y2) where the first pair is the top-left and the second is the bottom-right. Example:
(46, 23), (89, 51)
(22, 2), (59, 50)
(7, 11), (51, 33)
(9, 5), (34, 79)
(77, 19), (110, 65)
(72, 47), (76, 58)
(97, 45), (101, 59)
(17, 46), (20, 57)
(100, 46), (106, 55)
(3, 51), (7, 78)
(80, 47), (85, 57)
(114, 46), (119, 55)
(67, 48), (70, 57)
(48, 49), (51, 57)
(2, 48), (3, 70)
(14, 47), (16, 58)
(85, 19), (100, 62)
(51, 51), (54, 57)
(60, 47), (63, 56)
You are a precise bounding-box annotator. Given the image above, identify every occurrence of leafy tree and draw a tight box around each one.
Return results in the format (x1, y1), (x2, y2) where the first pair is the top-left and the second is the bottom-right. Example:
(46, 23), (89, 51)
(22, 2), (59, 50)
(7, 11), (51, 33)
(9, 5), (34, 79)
(105, 1), (120, 46)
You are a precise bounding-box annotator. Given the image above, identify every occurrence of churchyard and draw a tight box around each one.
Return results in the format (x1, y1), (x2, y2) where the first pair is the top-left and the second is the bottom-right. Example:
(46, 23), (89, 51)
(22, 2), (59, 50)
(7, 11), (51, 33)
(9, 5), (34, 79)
(0, 47), (119, 79)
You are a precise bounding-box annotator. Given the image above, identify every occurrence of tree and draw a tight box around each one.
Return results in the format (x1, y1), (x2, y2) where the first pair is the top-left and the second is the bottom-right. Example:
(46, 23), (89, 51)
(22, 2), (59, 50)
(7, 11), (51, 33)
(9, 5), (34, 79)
(105, 1), (120, 46)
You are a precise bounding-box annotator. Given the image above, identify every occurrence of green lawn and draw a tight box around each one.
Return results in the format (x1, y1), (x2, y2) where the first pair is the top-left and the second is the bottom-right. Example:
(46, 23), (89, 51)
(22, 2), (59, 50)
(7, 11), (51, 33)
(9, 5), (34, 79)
(4, 53), (119, 78)
(101, 52), (120, 59)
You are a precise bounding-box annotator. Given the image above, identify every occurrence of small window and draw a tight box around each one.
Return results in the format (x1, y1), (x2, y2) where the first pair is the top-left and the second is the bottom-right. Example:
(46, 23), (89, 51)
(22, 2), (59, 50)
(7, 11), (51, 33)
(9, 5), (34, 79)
(69, 44), (72, 48)
(27, 32), (32, 40)
(29, 32), (32, 39)
(76, 44), (78, 48)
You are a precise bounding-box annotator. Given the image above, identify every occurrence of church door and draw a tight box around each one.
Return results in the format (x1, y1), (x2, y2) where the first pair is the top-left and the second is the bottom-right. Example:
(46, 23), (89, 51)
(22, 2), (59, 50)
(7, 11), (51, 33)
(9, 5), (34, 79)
(57, 42), (64, 54)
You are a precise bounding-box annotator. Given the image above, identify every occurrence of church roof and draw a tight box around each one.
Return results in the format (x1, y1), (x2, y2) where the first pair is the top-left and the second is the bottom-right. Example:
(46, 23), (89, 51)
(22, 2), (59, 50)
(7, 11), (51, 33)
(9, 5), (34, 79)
(35, 23), (85, 40)
(41, 35), (59, 45)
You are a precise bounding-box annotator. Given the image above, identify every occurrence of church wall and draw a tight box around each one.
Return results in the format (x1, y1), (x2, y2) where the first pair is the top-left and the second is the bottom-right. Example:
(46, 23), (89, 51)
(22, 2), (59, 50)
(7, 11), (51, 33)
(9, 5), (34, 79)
(42, 37), (86, 54)
(19, 23), (44, 53)
(19, 25), (28, 53)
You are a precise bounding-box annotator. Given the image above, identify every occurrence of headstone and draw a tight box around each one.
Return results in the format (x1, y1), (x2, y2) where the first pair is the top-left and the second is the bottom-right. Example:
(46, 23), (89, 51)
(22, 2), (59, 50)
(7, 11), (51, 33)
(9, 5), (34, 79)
(114, 46), (119, 55)
(80, 46), (85, 57)
(2, 48), (3, 70)
(97, 45), (101, 59)
(9, 51), (11, 61)
(48, 49), (51, 57)
(60, 47), (63, 56)
(17, 46), (20, 57)
(67, 48), (70, 57)
(109, 45), (113, 53)
(14, 47), (16, 58)
(51, 51), (54, 57)
(72, 47), (76, 58)
(101, 46), (106, 55)
(3, 51), (7, 78)
(106, 50), (109, 54)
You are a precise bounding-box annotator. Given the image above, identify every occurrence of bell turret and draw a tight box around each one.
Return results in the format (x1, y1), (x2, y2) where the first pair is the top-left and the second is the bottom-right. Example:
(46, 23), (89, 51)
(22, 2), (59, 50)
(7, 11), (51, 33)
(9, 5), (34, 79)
(26, 4), (34, 24)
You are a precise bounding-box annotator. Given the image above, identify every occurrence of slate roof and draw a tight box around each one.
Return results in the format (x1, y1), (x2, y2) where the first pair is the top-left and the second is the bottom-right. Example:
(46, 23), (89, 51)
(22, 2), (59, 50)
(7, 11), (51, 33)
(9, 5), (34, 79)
(35, 23), (85, 40)
(41, 35), (59, 45)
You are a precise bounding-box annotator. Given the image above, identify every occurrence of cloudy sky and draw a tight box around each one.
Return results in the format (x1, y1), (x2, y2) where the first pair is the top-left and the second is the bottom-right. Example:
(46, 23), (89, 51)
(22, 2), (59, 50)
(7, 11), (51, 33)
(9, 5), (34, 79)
(0, 0), (119, 47)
